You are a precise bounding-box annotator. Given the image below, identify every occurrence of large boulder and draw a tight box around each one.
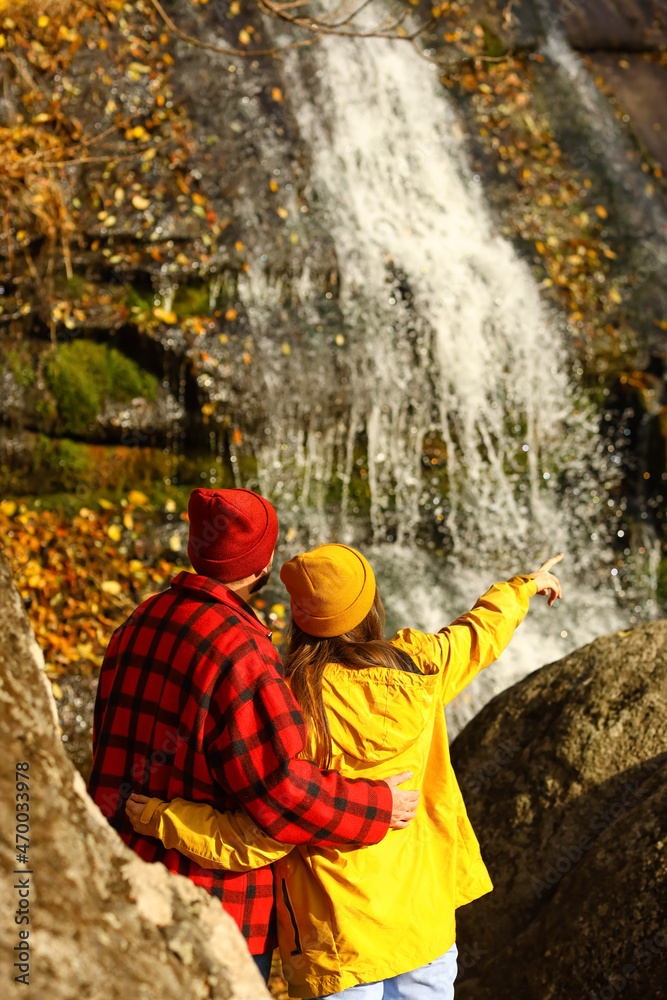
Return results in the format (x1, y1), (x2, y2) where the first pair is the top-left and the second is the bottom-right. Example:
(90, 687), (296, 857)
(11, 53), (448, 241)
(0, 548), (269, 1000)
(451, 620), (667, 999)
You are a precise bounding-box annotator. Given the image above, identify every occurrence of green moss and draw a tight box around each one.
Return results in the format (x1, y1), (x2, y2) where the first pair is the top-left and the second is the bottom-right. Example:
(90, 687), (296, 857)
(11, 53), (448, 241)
(33, 435), (89, 476)
(481, 24), (506, 59)
(173, 283), (213, 317)
(6, 349), (35, 387)
(45, 340), (157, 436)
(64, 274), (89, 298)
(657, 558), (667, 607)
(124, 284), (154, 316)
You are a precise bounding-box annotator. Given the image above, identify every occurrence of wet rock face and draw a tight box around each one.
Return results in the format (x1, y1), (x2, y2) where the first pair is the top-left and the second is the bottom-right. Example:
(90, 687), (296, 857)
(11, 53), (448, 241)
(590, 54), (667, 170)
(451, 621), (667, 1000)
(0, 548), (269, 1000)
(551, 0), (667, 51)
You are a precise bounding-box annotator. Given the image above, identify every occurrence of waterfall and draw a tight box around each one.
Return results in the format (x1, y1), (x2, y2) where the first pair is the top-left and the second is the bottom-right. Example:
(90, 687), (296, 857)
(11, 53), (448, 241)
(228, 34), (625, 730)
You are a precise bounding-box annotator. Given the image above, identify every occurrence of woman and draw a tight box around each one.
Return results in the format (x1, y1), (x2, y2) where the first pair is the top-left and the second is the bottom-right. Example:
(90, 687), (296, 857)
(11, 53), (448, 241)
(127, 544), (563, 998)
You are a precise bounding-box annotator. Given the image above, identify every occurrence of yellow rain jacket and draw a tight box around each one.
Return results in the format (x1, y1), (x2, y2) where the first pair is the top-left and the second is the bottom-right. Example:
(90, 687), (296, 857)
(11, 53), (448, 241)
(136, 575), (537, 997)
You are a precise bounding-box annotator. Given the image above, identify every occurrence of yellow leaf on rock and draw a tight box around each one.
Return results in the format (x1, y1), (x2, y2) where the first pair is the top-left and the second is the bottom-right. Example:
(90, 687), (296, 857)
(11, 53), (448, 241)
(272, 87), (283, 102)
(51, 681), (63, 700)
(235, 241), (244, 252)
(128, 62), (151, 74)
(269, 179), (278, 192)
(609, 288), (622, 304)
(282, 342), (291, 354)
(128, 490), (149, 507)
(238, 29), (251, 45)
(132, 194), (150, 210)
(125, 125), (150, 141)
(595, 205), (608, 218)
(276, 207), (288, 219)
(153, 306), (177, 323)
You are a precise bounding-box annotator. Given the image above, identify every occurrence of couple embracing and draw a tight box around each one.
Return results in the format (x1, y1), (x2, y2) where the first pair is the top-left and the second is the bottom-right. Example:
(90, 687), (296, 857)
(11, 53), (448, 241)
(88, 487), (562, 999)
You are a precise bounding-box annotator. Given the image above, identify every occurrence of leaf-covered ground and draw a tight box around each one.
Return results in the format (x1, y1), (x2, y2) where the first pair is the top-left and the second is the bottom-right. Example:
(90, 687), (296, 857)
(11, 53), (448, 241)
(0, 496), (287, 687)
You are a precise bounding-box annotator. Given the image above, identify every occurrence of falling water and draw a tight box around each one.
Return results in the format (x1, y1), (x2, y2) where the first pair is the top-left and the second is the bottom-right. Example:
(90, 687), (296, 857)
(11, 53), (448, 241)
(228, 34), (625, 730)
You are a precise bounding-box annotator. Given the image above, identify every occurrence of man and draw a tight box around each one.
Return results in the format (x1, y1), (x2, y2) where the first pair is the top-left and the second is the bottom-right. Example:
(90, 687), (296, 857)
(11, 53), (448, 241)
(88, 487), (418, 981)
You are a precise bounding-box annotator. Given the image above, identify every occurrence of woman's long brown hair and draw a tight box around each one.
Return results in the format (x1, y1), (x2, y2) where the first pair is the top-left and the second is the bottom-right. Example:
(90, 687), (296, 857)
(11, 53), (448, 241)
(284, 590), (414, 769)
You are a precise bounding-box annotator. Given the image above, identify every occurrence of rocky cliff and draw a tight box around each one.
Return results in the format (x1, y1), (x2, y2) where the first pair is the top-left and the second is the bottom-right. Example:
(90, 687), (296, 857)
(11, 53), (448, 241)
(451, 619), (667, 999)
(0, 546), (270, 1000)
(1, 0), (666, 552)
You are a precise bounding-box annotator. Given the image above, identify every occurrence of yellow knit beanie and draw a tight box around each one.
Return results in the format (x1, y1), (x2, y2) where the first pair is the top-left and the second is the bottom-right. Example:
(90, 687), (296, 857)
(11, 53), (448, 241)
(280, 543), (376, 638)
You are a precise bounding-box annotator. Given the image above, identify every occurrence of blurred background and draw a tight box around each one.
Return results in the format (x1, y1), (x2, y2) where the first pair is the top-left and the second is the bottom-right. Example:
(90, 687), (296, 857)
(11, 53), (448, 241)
(1, 0), (666, 794)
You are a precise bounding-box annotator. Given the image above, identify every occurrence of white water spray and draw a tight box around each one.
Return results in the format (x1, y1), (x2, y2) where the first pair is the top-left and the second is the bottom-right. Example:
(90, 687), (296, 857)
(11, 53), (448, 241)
(236, 34), (625, 728)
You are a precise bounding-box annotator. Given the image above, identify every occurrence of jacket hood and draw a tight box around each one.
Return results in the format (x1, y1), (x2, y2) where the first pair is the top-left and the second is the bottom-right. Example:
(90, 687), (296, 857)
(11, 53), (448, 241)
(321, 661), (440, 762)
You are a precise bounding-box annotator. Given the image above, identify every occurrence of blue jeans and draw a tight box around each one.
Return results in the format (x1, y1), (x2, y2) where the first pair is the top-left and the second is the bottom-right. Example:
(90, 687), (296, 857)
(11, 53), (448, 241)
(314, 943), (458, 999)
(252, 949), (273, 983)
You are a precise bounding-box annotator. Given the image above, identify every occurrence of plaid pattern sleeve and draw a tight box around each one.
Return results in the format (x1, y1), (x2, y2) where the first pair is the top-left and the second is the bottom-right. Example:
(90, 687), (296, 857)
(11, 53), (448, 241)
(87, 572), (391, 954)
(205, 633), (393, 846)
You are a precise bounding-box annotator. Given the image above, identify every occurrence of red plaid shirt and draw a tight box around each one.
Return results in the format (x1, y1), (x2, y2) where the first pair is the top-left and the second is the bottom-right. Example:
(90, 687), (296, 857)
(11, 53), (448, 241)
(88, 572), (392, 954)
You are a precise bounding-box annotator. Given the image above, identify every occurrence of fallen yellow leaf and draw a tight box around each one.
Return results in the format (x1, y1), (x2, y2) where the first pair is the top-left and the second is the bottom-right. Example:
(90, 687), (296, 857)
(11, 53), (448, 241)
(128, 490), (149, 507)
(153, 306), (177, 324)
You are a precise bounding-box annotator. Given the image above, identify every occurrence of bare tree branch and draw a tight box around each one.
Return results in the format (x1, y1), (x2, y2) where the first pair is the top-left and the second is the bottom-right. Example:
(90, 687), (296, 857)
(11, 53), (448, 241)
(150, 0), (322, 57)
(150, 0), (435, 57)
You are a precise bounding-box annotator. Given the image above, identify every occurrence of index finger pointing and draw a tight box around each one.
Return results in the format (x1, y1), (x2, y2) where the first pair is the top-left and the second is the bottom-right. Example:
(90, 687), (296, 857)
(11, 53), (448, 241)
(539, 553), (564, 572)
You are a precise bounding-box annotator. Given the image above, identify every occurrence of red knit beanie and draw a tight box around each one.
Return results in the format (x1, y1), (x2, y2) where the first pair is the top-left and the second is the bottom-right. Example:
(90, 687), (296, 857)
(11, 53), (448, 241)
(187, 488), (278, 582)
